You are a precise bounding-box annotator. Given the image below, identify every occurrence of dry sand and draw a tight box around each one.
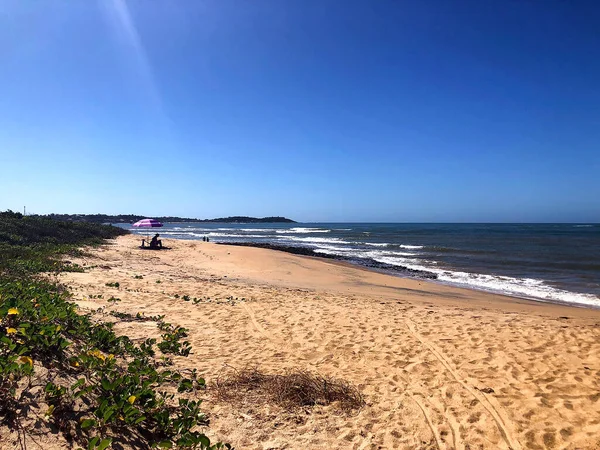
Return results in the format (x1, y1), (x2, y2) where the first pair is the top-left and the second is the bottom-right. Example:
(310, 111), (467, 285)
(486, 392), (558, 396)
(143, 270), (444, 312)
(55, 235), (600, 449)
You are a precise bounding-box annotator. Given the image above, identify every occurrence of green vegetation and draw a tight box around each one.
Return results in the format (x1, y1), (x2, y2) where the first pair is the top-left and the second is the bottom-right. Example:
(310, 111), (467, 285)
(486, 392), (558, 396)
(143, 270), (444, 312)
(0, 211), (230, 449)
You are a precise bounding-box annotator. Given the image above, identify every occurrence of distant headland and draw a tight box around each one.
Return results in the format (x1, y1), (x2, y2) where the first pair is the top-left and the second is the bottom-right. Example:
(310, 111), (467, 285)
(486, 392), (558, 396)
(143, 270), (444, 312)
(38, 214), (296, 224)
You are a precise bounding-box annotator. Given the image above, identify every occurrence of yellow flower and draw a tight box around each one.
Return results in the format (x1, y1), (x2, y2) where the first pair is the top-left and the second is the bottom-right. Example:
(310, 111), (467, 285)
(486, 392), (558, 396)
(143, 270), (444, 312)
(7, 308), (19, 316)
(127, 395), (136, 404)
(6, 328), (17, 335)
(18, 356), (33, 367)
(87, 349), (106, 362)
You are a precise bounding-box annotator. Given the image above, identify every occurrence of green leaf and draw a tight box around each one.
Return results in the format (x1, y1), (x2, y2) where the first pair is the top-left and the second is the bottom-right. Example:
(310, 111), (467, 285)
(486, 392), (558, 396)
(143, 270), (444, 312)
(88, 437), (99, 450)
(134, 416), (146, 424)
(157, 441), (173, 449)
(80, 419), (96, 430)
(103, 406), (115, 422)
(97, 438), (112, 450)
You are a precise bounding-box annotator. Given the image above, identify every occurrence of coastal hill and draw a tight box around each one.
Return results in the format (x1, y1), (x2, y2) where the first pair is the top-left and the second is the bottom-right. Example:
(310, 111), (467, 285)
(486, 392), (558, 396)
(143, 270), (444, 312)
(39, 214), (296, 224)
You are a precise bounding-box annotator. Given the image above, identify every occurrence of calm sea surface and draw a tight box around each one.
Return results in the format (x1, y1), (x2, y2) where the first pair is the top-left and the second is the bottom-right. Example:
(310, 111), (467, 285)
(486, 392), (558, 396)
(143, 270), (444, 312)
(123, 223), (600, 308)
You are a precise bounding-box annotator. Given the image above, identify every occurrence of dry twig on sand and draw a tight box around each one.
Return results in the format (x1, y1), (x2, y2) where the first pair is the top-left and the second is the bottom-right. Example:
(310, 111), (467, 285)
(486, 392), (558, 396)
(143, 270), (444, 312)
(214, 366), (365, 415)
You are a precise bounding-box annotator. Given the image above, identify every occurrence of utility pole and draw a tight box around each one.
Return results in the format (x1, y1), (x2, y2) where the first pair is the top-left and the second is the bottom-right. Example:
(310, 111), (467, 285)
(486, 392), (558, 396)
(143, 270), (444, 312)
(24, 206), (26, 216)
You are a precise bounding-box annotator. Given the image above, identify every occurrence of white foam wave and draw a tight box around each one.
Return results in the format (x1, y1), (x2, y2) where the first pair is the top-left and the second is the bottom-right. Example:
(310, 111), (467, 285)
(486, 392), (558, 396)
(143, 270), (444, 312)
(134, 231), (194, 238)
(436, 271), (600, 307)
(369, 255), (599, 306)
(371, 255), (435, 272)
(313, 244), (352, 251)
(276, 227), (331, 234)
(165, 227), (274, 233)
(279, 236), (347, 244)
(365, 250), (417, 258)
(207, 233), (270, 239)
(351, 242), (424, 249)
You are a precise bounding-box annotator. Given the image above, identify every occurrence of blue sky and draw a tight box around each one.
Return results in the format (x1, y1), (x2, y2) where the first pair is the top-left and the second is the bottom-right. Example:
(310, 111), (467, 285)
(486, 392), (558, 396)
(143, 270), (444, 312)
(1, 0), (598, 222)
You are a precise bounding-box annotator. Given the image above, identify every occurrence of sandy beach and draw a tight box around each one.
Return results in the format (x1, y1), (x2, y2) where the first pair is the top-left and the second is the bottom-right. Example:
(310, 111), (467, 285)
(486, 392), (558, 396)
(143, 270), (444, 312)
(58, 235), (600, 450)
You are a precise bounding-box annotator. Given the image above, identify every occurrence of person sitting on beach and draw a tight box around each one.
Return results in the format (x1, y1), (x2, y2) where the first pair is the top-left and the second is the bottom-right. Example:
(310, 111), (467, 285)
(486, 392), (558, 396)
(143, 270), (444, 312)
(150, 233), (163, 249)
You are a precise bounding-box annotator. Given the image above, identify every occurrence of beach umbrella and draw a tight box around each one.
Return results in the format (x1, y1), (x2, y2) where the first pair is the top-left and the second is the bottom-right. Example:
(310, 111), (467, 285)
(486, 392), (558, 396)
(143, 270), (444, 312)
(132, 218), (163, 238)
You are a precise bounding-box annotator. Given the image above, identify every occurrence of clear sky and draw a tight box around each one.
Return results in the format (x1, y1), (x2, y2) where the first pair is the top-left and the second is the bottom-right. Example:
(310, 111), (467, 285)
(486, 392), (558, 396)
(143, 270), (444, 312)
(1, 0), (598, 222)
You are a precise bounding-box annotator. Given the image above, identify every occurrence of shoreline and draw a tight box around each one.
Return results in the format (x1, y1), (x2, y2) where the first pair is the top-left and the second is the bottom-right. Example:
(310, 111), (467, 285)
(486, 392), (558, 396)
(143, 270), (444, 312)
(125, 234), (600, 321)
(125, 221), (600, 310)
(217, 240), (598, 312)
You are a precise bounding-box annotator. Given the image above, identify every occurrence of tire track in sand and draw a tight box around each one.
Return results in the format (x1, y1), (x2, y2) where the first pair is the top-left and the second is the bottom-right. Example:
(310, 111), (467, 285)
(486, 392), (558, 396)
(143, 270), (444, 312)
(242, 303), (273, 341)
(405, 319), (521, 450)
(410, 393), (442, 450)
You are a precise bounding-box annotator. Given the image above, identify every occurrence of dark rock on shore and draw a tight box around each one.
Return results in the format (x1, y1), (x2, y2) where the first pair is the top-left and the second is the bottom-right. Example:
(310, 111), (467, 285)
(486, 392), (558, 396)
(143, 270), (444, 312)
(218, 242), (438, 280)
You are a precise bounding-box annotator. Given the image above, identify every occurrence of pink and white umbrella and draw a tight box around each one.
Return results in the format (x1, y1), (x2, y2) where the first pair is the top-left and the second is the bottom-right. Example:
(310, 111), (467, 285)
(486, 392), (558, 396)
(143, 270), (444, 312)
(132, 218), (163, 237)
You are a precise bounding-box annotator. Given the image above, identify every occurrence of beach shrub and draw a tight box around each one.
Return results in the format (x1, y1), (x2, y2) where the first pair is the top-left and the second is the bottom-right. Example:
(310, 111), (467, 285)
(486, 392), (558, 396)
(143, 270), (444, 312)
(0, 212), (230, 449)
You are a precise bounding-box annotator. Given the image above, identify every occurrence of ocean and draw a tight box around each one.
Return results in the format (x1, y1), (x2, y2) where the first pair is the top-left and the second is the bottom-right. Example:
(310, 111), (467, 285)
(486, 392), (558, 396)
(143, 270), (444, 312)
(123, 223), (600, 308)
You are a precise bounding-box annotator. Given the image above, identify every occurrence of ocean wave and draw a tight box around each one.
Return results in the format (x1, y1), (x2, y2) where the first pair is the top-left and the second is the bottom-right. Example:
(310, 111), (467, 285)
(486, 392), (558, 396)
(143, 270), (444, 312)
(365, 250), (418, 258)
(207, 233), (271, 239)
(212, 227), (273, 232)
(355, 243), (424, 249)
(312, 244), (352, 252)
(574, 225), (594, 228)
(141, 227), (214, 232)
(368, 255), (600, 306)
(279, 236), (347, 244)
(134, 231), (196, 238)
(314, 248), (348, 255)
(276, 227), (331, 234)
(436, 271), (600, 307)
(370, 255), (435, 272)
